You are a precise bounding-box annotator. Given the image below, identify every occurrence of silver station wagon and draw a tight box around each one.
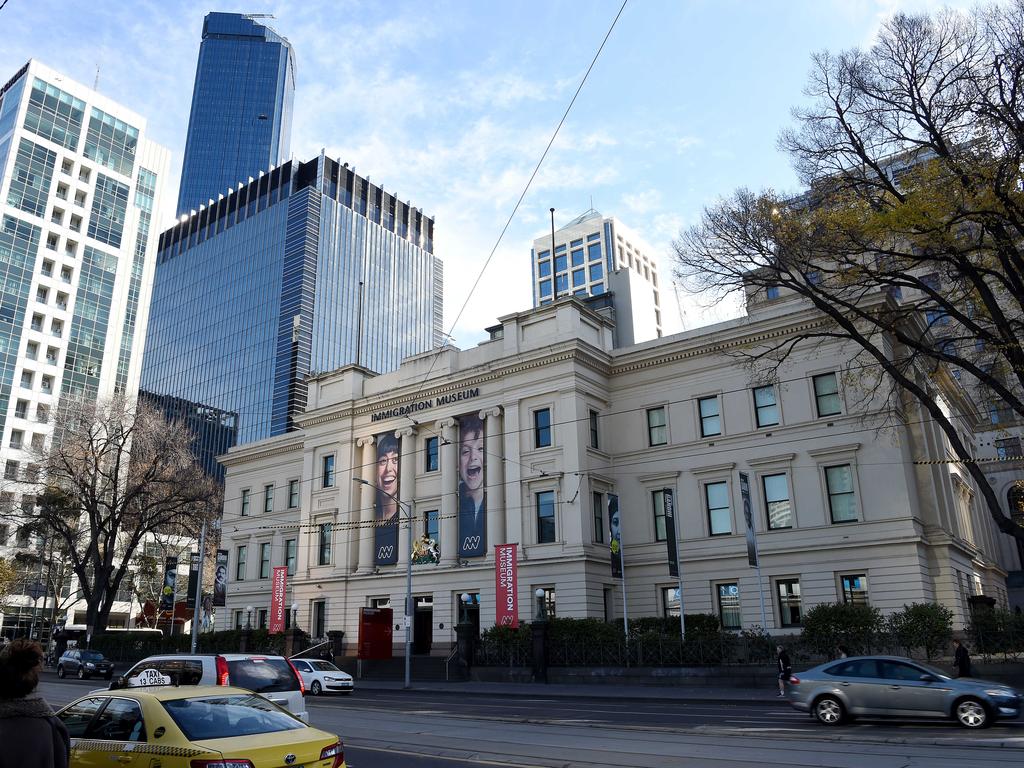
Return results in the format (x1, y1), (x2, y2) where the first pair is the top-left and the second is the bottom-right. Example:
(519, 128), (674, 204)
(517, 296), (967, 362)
(788, 655), (1021, 728)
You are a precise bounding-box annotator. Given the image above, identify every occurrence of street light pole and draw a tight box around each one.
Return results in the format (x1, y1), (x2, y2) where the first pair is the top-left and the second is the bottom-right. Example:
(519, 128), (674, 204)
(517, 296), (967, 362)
(354, 478), (413, 690)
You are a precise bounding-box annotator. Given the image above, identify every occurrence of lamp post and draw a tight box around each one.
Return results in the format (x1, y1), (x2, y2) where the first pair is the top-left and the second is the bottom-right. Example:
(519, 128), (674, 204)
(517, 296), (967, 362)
(535, 588), (547, 620)
(290, 602), (299, 629)
(532, 588), (549, 683)
(460, 592), (470, 624)
(353, 477), (413, 690)
(245, 605), (253, 630)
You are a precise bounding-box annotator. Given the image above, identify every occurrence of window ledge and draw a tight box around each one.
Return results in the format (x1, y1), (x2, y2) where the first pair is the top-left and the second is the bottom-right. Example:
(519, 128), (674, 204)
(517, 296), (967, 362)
(807, 443), (861, 459)
(692, 461), (737, 477)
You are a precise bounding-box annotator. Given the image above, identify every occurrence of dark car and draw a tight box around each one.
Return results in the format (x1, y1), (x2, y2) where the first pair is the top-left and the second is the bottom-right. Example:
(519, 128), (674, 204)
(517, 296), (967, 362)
(788, 655), (1022, 728)
(57, 649), (115, 680)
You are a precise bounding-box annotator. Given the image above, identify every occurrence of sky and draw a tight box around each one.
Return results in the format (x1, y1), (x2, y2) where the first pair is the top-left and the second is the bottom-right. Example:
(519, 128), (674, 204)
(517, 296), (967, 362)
(0, 0), (974, 347)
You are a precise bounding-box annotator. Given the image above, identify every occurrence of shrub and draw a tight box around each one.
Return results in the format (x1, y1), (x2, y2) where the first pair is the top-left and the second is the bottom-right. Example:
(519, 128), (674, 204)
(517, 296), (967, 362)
(887, 603), (953, 660)
(800, 602), (884, 656)
(968, 607), (1024, 655)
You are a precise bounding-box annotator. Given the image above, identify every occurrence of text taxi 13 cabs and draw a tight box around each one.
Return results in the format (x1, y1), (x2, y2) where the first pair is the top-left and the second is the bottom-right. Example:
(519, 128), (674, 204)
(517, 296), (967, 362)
(56, 668), (346, 768)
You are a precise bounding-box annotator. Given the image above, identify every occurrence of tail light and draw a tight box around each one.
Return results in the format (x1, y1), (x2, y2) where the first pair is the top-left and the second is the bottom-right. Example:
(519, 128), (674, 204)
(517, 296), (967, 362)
(788, 675), (800, 685)
(320, 740), (344, 768)
(288, 658), (306, 696)
(190, 761), (254, 768)
(215, 655), (229, 686)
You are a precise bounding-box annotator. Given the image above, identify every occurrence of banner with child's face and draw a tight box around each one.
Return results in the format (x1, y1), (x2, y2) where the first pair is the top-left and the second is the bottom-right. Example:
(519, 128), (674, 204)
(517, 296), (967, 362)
(457, 413), (486, 558)
(374, 432), (401, 565)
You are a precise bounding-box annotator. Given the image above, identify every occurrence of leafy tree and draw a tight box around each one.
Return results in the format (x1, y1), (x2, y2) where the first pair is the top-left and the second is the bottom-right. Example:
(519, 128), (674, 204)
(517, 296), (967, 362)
(888, 602), (954, 659)
(673, 2), (1024, 542)
(25, 397), (220, 635)
(800, 602), (884, 656)
(0, 558), (15, 612)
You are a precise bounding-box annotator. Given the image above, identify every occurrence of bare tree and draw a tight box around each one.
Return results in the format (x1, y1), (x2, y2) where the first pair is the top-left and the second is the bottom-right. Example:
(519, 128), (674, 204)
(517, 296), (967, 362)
(28, 396), (221, 635)
(673, 3), (1024, 541)
(0, 558), (15, 613)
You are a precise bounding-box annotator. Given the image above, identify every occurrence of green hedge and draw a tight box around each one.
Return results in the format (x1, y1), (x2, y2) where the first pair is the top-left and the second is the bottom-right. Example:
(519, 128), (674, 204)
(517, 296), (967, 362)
(87, 629), (291, 663)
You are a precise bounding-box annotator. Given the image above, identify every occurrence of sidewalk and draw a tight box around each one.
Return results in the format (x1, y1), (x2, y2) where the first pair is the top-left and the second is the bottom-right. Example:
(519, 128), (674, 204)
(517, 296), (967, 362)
(350, 677), (782, 705)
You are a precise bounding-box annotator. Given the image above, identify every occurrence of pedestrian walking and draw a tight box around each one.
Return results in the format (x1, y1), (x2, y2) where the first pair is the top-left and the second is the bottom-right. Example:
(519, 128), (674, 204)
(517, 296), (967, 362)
(953, 639), (972, 678)
(776, 644), (792, 697)
(0, 638), (70, 768)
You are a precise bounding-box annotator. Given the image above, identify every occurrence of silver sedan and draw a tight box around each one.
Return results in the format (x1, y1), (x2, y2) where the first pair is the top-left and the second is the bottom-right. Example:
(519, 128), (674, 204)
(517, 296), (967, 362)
(787, 655), (1021, 728)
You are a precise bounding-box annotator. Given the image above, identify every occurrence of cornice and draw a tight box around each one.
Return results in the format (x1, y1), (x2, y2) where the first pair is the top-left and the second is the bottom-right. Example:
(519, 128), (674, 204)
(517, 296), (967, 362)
(220, 435), (305, 467)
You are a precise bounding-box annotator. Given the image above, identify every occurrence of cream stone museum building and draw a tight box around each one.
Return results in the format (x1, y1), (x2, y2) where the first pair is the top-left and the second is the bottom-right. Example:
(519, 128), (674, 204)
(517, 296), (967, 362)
(216, 288), (1020, 653)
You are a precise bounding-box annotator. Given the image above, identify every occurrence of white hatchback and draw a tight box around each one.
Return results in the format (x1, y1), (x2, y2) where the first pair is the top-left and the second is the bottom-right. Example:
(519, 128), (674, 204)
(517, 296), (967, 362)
(291, 659), (354, 695)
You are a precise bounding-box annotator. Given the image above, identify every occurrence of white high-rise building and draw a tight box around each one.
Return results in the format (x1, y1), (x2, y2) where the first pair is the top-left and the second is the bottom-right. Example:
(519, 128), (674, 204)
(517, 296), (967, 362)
(0, 61), (171, 638)
(531, 209), (662, 343)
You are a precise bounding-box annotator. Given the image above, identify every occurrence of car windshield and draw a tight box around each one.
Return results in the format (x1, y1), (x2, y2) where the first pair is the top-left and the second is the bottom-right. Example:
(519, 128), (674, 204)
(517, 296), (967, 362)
(310, 661), (340, 672)
(80, 652), (104, 661)
(914, 661), (952, 681)
(227, 658), (299, 693)
(162, 694), (305, 740)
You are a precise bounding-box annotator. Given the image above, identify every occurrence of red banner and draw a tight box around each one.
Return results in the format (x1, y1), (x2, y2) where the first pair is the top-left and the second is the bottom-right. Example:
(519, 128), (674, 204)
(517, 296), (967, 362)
(269, 566), (287, 633)
(494, 543), (518, 628)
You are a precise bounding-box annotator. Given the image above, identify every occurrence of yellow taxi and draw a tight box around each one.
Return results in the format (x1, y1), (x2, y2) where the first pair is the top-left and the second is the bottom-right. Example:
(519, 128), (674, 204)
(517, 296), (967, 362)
(56, 682), (346, 768)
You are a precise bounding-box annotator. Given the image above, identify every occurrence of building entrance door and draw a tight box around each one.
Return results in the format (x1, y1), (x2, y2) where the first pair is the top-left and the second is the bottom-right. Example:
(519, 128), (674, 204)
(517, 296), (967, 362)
(412, 596), (433, 654)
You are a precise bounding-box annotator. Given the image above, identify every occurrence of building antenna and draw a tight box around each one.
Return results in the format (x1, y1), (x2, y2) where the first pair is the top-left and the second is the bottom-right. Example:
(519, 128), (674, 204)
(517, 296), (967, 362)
(93, 64), (100, 92)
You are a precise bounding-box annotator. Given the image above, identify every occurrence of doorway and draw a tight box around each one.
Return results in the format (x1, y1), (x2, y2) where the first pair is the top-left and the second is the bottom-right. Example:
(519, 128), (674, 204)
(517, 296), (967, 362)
(412, 596), (433, 654)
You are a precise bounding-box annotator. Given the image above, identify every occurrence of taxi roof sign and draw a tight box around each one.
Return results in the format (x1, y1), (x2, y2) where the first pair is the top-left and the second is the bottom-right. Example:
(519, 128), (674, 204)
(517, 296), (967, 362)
(128, 668), (172, 687)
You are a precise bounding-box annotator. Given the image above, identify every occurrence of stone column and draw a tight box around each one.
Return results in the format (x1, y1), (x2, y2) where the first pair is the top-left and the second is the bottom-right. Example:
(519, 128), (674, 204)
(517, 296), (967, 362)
(438, 418), (458, 566)
(481, 406), (505, 549)
(356, 435), (376, 574)
(396, 426), (417, 570)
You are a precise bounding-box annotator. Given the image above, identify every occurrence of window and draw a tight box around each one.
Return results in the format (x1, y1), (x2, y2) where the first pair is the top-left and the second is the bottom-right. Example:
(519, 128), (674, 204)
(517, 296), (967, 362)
(571, 248), (584, 266)
(288, 479), (299, 509)
(717, 583), (741, 630)
(589, 263), (603, 281)
(762, 473), (792, 529)
(424, 509), (439, 547)
(572, 269), (586, 288)
(235, 545), (247, 581)
(534, 408), (551, 448)
(262, 484), (273, 514)
(57, 697), (107, 738)
(537, 260), (551, 278)
(536, 490), (556, 543)
(841, 573), (869, 605)
(766, 285), (780, 300)
(35, 404), (48, 423)
(30, 433), (44, 451)
(45, 347), (58, 365)
(285, 539), (297, 576)
(592, 491), (604, 544)
(14, 400), (28, 419)
(662, 586), (680, 617)
(589, 410), (599, 449)
(318, 523), (332, 565)
(240, 489), (250, 516)
(646, 406), (667, 446)
(805, 270), (821, 285)
(234, 610), (244, 629)
(322, 455), (335, 488)
(259, 543), (271, 579)
(554, 254), (567, 273)
(36, 286), (48, 303)
(753, 386), (779, 427)
(40, 375), (53, 394)
(25, 341), (38, 360)
(257, 609), (268, 629)
(9, 430), (23, 449)
(30, 313), (43, 332)
(538, 586), (556, 618)
(813, 373), (841, 417)
(776, 578), (802, 627)
(652, 489), (669, 541)
(424, 436), (439, 472)
(996, 438), (1021, 461)
(705, 481), (732, 535)
(539, 279), (552, 298)
(825, 464), (857, 523)
(4, 461), (18, 480)
(698, 396), (721, 437)
(555, 274), (568, 293)
(20, 370), (33, 388)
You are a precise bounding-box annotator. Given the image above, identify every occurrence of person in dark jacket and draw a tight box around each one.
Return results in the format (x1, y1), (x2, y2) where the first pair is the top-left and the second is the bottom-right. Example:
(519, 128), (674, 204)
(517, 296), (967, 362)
(953, 639), (972, 678)
(0, 638), (70, 768)
(776, 644), (792, 696)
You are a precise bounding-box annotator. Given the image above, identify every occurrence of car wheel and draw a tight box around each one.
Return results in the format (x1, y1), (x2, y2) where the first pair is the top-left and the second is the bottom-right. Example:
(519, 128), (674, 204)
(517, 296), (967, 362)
(813, 695), (846, 726)
(77, 668), (86, 680)
(310, 681), (322, 696)
(954, 697), (990, 729)
(56, 666), (65, 679)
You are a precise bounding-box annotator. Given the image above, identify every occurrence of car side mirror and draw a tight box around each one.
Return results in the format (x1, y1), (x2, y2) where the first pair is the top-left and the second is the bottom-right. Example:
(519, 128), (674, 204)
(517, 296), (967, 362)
(919, 674), (936, 683)
(108, 676), (128, 690)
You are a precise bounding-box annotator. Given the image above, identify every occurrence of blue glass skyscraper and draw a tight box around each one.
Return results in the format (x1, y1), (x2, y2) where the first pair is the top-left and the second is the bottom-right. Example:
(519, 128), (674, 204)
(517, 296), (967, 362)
(176, 12), (295, 217)
(141, 154), (442, 464)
